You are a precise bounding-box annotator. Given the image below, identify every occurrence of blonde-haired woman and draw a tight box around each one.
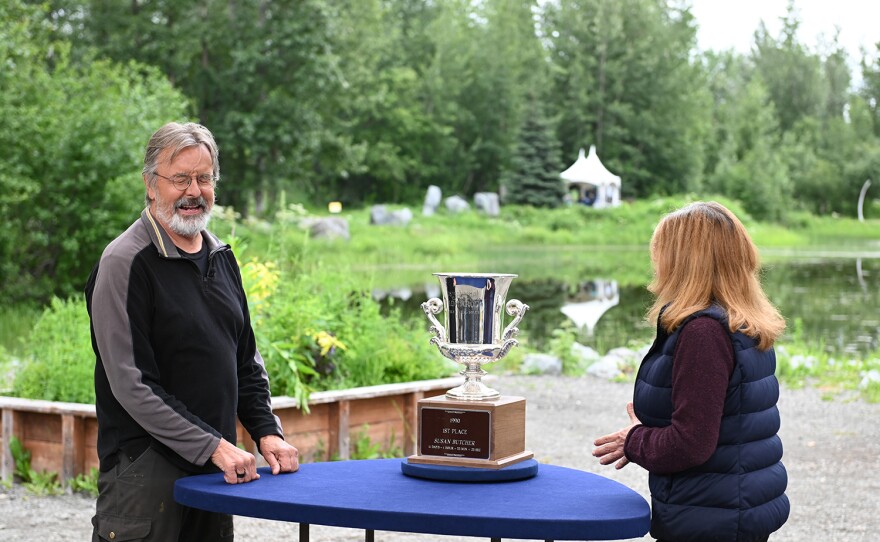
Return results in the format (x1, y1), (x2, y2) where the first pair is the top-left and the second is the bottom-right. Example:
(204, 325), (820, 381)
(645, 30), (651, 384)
(593, 201), (789, 542)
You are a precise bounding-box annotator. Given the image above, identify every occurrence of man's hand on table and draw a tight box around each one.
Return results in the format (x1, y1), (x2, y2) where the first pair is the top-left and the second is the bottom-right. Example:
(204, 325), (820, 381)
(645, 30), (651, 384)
(211, 438), (260, 484)
(260, 434), (300, 475)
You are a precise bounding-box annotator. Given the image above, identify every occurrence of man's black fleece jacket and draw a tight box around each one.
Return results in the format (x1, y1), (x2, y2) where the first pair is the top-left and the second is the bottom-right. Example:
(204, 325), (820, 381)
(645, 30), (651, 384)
(85, 208), (282, 473)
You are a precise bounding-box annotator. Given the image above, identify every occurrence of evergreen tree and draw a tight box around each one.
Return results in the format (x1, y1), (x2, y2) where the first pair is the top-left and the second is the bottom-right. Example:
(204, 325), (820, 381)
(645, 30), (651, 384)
(501, 101), (566, 207)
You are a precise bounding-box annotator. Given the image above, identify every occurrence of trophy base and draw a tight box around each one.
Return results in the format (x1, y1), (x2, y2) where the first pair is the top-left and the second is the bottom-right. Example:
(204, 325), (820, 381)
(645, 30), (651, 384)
(407, 450), (534, 470)
(401, 458), (538, 482)
(445, 381), (500, 401)
(408, 395), (531, 469)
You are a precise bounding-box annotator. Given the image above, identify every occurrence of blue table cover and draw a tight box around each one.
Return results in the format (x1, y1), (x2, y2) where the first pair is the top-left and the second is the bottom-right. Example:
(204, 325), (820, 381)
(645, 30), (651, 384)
(175, 458), (649, 540)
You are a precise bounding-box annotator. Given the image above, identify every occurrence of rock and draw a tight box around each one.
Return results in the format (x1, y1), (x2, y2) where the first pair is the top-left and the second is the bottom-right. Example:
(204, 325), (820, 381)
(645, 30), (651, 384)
(521, 353), (563, 376)
(308, 217), (350, 241)
(570, 343), (601, 365)
(859, 369), (880, 389)
(370, 205), (390, 224)
(370, 205), (413, 226)
(473, 192), (500, 216)
(788, 354), (818, 371)
(586, 356), (623, 380)
(606, 347), (640, 367)
(423, 185), (442, 216)
(444, 195), (470, 213)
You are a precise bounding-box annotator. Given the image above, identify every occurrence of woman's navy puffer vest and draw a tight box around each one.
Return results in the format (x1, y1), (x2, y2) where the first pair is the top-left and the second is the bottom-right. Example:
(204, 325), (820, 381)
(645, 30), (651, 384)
(633, 306), (789, 542)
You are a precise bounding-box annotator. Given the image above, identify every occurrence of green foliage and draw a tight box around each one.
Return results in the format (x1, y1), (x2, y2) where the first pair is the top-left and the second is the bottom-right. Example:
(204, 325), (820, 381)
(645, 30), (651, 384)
(776, 319), (880, 403)
(11, 297), (94, 403)
(501, 99), (566, 207)
(9, 436), (31, 481)
(70, 467), (100, 497)
(0, 0), (191, 303)
(254, 267), (455, 409)
(546, 321), (588, 376)
(9, 436), (63, 495)
(545, 0), (709, 199)
(344, 426), (403, 460)
(0, 304), (40, 358)
(2, 0), (875, 306)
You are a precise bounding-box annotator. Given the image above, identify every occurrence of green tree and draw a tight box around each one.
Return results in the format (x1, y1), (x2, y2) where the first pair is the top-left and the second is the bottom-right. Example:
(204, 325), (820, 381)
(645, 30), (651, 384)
(500, 99), (566, 207)
(860, 42), (880, 138)
(0, 1), (189, 302)
(326, 0), (453, 205)
(752, 3), (826, 133)
(51, 0), (349, 214)
(543, 0), (710, 198)
(705, 73), (792, 221)
(751, 4), (868, 216)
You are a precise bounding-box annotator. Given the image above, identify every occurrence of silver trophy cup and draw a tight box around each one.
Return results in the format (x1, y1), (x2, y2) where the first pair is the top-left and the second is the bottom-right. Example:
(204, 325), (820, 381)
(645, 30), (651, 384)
(422, 273), (529, 400)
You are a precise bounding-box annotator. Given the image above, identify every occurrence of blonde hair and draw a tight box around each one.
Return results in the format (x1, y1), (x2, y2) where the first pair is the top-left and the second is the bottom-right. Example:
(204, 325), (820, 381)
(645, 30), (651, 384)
(647, 201), (785, 350)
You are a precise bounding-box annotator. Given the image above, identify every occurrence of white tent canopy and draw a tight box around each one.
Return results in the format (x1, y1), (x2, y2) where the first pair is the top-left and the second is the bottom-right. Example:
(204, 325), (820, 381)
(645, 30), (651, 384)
(560, 146), (621, 208)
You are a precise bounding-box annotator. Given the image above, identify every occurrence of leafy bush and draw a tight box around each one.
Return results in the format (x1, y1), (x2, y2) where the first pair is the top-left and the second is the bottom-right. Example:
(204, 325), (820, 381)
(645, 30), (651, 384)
(253, 267), (455, 409)
(9, 436), (63, 495)
(70, 468), (100, 497)
(0, 1), (191, 303)
(11, 297), (94, 403)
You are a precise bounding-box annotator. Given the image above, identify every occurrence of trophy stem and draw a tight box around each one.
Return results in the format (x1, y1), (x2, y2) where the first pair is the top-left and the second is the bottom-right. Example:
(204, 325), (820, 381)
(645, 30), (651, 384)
(446, 362), (500, 400)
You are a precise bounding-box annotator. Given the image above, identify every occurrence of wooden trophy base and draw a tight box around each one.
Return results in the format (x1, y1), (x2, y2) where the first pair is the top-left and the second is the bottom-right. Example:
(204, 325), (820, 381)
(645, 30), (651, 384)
(407, 395), (532, 469)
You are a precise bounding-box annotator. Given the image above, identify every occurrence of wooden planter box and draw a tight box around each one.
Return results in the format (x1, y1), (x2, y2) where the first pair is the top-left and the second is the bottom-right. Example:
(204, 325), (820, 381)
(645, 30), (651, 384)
(0, 377), (462, 485)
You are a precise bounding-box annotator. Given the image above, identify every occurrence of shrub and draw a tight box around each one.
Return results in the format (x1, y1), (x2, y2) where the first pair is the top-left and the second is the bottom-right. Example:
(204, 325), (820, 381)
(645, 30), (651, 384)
(255, 268), (455, 409)
(12, 297), (94, 403)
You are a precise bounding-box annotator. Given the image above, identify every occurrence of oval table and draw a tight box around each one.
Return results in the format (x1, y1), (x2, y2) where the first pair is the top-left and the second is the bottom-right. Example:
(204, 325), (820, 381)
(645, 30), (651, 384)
(175, 458), (649, 541)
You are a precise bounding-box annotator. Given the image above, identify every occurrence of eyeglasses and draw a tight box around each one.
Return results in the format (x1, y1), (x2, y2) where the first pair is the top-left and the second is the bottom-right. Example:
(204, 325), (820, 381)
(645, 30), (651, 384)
(154, 172), (218, 190)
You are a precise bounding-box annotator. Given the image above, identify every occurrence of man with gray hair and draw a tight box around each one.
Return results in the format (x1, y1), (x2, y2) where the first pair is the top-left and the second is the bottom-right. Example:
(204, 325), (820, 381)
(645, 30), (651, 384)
(85, 122), (299, 541)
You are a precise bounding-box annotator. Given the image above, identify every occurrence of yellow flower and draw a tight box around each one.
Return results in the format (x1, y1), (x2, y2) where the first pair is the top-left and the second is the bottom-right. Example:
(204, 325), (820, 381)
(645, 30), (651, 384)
(240, 259), (279, 304)
(313, 331), (347, 356)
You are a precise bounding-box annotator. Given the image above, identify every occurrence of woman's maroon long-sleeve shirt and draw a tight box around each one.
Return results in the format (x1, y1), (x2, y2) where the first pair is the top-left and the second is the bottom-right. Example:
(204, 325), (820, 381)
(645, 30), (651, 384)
(623, 317), (735, 474)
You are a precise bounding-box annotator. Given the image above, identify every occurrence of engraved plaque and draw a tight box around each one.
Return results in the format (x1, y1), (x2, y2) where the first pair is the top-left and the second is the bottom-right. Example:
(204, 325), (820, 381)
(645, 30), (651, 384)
(419, 407), (491, 459)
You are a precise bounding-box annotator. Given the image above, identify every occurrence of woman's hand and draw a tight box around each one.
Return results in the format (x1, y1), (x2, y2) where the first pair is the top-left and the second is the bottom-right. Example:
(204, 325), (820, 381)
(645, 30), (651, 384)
(592, 402), (642, 469)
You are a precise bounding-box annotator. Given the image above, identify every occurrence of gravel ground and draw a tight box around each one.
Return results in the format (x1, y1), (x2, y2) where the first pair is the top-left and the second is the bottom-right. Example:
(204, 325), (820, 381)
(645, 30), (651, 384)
(2, 374), (878, 541)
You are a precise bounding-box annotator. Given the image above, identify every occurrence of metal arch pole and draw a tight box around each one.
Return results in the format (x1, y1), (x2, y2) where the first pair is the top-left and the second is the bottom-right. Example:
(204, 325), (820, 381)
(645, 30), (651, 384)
(858, 179), (871, 222)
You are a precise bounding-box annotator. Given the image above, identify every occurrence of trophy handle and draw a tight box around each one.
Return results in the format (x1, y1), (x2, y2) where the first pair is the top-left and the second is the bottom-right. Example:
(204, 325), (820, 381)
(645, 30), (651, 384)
(497, 337), (519, 359)
(501, 299), (529, 342)
(421, 297), (447, 344)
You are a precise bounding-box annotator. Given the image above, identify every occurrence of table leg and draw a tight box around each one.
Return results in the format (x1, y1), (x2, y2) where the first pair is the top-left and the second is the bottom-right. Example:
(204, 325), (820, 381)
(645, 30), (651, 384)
(365, 529), (375, 542)
(299, 523), (309, 542)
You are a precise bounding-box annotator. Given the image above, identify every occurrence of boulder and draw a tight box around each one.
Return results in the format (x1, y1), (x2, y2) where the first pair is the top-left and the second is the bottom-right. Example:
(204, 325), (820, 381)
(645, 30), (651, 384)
(586, 356), (623, 380)
(521, 353), (563, 376)
(474, 192), (500, 216)
(308, 217), (350, 241)
(423, 185), (442, 216)
(370, 205), (413, 226)
(444, 195), (470, 213)
(570, 343), (601, 365)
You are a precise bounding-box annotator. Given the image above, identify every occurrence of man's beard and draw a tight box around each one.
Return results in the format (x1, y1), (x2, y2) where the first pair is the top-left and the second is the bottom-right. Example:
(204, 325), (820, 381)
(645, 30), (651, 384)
(156, 192), (213, 238)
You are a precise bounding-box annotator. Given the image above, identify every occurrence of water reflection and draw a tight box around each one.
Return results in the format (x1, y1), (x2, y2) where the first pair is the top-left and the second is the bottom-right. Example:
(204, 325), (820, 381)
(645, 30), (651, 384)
(857, 258), (868, 294)
(560, 280), (619, 335)
(375, 257), (880, 357)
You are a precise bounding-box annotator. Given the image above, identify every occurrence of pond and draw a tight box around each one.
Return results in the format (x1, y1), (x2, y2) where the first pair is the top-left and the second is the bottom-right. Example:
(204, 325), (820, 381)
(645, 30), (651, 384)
(374, 255), (880, 358)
